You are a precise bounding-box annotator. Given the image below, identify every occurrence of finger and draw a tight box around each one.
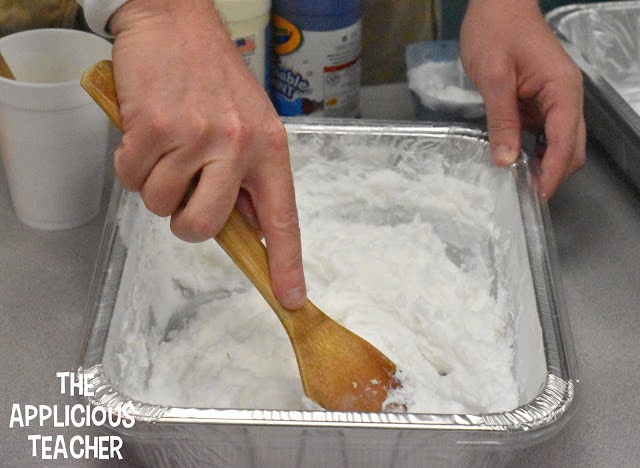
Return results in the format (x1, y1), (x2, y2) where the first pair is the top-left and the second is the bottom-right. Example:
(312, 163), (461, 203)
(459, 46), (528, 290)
(537, 106), (583, 199)
(169, 161), (239, 243)
(235, 188), (261, 235)
(249, 160), (306, 310)
(478, 67), (522, 166)
(139, 149), (203, 217)
(570, 116), (587, 174)
(113, 104), (179, 192)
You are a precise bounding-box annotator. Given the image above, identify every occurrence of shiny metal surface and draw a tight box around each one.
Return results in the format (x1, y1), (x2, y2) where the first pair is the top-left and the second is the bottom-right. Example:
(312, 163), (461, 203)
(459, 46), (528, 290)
(77, 120), (577, 467)
(547, 1), (640, 191)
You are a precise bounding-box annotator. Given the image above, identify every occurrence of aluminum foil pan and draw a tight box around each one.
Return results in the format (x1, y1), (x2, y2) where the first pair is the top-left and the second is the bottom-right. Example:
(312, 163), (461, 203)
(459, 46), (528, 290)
(79, 120), (576, 467)
(547, 1), (640, 190)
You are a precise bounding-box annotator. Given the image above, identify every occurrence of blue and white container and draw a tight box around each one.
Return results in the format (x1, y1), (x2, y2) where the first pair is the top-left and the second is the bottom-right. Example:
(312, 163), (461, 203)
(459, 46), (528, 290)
(271, 0), (361, 117)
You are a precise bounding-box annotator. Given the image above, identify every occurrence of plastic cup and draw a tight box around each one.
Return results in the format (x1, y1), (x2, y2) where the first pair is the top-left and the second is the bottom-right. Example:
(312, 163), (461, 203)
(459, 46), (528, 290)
(0, 28), (112, 230)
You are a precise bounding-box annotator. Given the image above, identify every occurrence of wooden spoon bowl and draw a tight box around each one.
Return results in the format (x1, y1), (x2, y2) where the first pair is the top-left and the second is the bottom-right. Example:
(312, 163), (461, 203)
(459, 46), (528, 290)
(81, 60), (400, 411)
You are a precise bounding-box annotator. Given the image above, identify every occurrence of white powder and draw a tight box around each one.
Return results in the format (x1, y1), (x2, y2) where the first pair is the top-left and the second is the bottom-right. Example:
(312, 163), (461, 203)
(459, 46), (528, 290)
(407, 60), (485, 119)
(106, 144), (529, 414)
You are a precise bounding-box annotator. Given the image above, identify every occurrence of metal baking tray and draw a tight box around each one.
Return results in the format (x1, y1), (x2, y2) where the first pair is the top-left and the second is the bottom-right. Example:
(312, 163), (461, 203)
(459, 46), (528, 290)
(79, 120), (576, 467)
(547, 1), (640, 190)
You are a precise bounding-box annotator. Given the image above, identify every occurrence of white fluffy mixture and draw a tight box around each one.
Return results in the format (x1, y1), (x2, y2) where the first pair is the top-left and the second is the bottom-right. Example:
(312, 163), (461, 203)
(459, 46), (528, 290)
(108, 149), (522, 414)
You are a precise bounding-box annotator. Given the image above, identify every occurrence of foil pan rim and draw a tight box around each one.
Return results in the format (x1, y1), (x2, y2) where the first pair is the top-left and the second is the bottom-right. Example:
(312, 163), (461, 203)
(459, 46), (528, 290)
(80, 363), (574, 432)
(79, 120), (577, 441)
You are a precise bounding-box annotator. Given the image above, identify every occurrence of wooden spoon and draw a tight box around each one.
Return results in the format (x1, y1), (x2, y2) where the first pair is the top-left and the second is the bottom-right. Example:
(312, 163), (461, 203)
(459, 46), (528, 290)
(0, 52), (15, 80)
(81, 60), (400, 412)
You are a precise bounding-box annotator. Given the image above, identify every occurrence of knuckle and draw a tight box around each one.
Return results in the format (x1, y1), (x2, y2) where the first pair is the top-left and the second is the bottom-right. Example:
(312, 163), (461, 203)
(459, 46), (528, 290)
(185, 109), (216, 150)
(218, 111), (250, 150)
(276, 246), (304, 275)
(571, 68), (583, 89)
(268, 209), (304, 271)
(487, 116), (519, 134)
(546, 64), (583, 99)
(175, 212), (221, 242)
(561, 62), (583, 85)
(190, 212), (220, 239)
(113, 149), (143, 191)
(220, 111), (288, 159)
(144, 107), (174, 143)
(272, 208), (301, 236)
(479, 62), (510, 87)
(572, 150), (586, 171)
(141, 189), (173, 217)
(262, 117), (289, 153)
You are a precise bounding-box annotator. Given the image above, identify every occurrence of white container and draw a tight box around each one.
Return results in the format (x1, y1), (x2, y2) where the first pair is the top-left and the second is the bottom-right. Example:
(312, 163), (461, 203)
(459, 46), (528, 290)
(215, 0), (271, 88)
(0, 28), (112, 230)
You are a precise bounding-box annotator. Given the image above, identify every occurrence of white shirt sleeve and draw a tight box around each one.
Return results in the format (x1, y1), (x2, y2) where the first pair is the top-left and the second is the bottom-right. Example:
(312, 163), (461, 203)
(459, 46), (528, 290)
(76, 0), (130, 36)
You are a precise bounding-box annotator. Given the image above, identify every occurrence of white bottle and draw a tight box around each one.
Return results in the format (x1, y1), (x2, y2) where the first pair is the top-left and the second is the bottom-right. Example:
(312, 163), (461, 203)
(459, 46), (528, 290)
(214, 0), (271, 89)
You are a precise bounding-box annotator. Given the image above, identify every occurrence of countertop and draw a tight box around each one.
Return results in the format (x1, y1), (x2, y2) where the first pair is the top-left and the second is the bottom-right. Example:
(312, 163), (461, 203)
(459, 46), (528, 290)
(1, 83), (639, 467)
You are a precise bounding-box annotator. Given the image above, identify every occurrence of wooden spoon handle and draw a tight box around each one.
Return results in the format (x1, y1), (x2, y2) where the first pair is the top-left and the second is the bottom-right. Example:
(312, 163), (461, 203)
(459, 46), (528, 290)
(81, 60), (295, 319)
(214, 208), (289, 313)
(80, 60), (119, 126)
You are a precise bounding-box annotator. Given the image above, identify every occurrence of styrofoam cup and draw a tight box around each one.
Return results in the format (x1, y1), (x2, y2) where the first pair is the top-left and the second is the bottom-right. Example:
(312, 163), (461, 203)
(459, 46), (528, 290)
(0, 28), (112, 230)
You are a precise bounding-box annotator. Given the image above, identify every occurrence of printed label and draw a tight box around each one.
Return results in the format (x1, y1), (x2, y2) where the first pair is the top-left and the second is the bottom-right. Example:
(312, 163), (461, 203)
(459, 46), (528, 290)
(271, 16), (361, 117)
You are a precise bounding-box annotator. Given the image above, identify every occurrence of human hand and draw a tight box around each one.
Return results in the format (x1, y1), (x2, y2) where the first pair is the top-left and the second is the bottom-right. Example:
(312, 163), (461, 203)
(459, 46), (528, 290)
(459, 0), (586, 199)
(109, 0), (306, 309)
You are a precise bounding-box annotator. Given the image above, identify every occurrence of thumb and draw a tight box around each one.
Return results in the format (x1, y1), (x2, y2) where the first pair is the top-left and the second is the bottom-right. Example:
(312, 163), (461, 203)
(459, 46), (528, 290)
(479, 75), (522, 167)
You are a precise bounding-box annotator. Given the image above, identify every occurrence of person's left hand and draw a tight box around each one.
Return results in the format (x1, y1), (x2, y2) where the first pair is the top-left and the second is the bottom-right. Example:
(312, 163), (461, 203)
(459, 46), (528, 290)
(460, 0), (586, 199)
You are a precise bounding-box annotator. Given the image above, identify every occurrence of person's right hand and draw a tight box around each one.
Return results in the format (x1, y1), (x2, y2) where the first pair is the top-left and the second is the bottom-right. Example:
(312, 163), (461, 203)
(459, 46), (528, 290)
(109, 0), (307, 309)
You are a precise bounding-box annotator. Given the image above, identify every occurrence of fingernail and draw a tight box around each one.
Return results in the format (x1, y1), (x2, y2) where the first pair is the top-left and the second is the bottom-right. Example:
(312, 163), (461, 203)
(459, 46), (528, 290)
(284, 286), (306, 309)
(492, 145), (519, 166)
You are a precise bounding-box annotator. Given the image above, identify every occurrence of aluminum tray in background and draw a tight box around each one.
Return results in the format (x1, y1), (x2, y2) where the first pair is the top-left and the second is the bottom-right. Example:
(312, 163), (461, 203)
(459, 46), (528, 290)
(79, 121), (576, 467)
(547, 1), (640, 191)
